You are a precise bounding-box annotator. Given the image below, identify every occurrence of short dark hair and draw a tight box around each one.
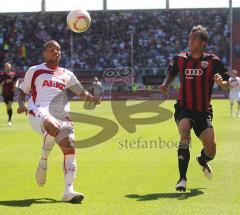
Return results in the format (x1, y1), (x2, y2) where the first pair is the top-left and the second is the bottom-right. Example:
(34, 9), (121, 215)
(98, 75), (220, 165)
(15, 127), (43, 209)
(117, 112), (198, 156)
(190, 25), (209, 42)
(43, 40), (60, 50)
(232, 69), (238, 75)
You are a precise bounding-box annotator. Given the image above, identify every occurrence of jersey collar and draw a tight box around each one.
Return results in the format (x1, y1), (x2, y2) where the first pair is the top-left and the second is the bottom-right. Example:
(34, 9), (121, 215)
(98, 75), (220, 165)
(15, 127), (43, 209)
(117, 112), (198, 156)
(188, 52), (206, 60)
(43, 63), (59, 70)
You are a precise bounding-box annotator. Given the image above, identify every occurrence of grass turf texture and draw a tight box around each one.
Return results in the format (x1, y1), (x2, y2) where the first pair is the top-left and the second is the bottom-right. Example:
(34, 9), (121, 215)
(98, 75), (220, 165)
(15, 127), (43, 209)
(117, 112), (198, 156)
(0, 100), (239, 214)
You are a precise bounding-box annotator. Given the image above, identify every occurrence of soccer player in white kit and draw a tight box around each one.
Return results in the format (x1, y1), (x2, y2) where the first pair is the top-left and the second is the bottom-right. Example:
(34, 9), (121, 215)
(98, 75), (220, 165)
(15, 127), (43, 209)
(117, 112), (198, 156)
(17, 40), (100, 203)
(92, 76), (103, 98)
(229, 70), (240, 117)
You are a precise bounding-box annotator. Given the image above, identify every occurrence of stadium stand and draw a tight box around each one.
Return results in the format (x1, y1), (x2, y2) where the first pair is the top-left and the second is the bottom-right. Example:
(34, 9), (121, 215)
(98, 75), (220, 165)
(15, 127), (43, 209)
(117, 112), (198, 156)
(0, 9), (230, 74)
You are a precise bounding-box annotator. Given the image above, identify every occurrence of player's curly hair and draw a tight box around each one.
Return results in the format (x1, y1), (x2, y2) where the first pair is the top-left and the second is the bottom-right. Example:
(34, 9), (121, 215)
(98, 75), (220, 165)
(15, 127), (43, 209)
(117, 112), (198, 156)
(190, 25), (209, 42)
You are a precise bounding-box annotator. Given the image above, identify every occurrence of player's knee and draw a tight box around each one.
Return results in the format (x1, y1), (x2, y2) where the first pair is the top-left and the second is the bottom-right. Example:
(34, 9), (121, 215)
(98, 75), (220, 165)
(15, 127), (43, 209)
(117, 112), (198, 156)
(179, 132), (191, 144)
(7, 104), (12, 109)
(58, 138), (75, 154)
(7, 108), (12, 113)
(55, 123), (75, 153)
(43, 117), (60, 137)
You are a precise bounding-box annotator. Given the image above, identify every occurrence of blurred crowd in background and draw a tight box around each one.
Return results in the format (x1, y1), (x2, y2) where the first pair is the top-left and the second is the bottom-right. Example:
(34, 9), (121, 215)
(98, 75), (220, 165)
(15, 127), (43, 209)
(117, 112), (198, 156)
(0, 9), (230, 73)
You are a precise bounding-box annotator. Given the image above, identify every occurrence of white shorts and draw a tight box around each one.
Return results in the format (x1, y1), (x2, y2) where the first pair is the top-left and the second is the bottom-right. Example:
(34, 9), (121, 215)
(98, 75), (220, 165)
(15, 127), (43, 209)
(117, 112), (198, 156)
(229, 91), (240, 103)
(28, 109), (74, 140)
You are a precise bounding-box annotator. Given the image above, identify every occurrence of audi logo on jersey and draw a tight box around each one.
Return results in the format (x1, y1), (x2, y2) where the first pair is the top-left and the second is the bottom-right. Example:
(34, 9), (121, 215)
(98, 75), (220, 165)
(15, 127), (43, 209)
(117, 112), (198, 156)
(185, 69), (203, 76)
(42, 80), (65, 90)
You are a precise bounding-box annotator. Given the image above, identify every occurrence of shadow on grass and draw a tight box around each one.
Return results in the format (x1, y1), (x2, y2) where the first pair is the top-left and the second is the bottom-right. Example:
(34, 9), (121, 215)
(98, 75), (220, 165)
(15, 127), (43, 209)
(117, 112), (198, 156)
(0, 198), (61, 207)
(126, 188), (205, 201)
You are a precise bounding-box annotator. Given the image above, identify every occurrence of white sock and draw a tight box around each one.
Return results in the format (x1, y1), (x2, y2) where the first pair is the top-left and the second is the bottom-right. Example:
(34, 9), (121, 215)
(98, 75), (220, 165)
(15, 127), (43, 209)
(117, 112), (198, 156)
(63, 154), (77, 194)
(39, 133), (55, 169)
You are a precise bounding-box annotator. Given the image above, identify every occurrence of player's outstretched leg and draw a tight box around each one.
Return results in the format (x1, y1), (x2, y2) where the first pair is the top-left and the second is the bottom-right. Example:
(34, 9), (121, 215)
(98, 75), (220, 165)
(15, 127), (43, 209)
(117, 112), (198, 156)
(56, 124), (84, 203)
(7, 109), (12, 126)
(62, 152), (84, 203)
(176, 142), (190, 192)
(36, 132), (55, 186)
(6, 102), (13, 126)
(175, 119), (191, 192)
(230, 102), (234, 117)
(36, 117), (59, 186)
(197, 128), (216, 179)
(237, 101), (240, 117)
(196, 151), (212, 179)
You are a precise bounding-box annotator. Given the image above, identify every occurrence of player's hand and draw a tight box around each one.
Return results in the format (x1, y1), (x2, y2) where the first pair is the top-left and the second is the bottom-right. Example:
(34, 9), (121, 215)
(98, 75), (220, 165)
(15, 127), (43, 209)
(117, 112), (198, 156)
(159, 84), (169, 93)
(214, 73), (223, 85)
(17, 105), (28, 115)
(92, 96), (101, 105)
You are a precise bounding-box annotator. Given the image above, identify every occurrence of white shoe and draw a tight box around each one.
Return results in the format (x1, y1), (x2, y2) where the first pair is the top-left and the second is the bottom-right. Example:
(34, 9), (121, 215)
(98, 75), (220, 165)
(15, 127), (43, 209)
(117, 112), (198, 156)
(62, 191), (84, 203)
(36, 164), (47, 187)
(176, 179), (187, 192)
(196, 156), (212, 179)
(8, 121), (11, 126)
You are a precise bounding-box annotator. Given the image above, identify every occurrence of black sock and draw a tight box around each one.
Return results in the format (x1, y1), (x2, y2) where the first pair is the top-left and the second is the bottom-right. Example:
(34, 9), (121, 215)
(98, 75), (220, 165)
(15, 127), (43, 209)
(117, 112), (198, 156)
(198, 149), (214, 165)
(178, 143), (190, 180)
(7, 109), (12, 122)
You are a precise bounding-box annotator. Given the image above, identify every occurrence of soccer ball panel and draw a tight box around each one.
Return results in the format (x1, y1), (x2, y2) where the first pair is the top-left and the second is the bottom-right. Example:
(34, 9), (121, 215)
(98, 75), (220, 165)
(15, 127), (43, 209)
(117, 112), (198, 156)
(67, 10), (91, 33)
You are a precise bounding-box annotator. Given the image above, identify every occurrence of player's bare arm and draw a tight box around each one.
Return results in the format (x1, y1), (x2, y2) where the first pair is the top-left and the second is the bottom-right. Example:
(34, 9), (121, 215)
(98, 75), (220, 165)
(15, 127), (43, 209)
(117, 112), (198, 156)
(81, 90), (101, 105)
(159, 73), (175, 93)
(13, 79), (19, 92)
(68, 84), (101, 105)
(214, 73), (229, 89)
(17, 88), (28, 114)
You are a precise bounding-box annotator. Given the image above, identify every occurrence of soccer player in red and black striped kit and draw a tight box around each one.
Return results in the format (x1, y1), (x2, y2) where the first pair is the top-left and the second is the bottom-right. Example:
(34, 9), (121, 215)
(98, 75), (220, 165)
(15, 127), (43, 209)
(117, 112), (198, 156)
(160, 25), (229, 191)
(0, 62), (18, 126)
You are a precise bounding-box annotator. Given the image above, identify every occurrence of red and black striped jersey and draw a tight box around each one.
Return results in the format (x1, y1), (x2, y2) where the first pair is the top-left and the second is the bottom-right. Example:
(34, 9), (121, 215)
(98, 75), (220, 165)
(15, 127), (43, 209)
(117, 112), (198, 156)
(0, 72), (17, 96)
(168, 52), (229, 112)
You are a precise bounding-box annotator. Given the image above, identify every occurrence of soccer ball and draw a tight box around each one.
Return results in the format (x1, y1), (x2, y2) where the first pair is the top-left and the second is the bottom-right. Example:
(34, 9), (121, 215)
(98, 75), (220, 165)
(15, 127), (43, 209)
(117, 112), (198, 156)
(67, 10), (91, 33)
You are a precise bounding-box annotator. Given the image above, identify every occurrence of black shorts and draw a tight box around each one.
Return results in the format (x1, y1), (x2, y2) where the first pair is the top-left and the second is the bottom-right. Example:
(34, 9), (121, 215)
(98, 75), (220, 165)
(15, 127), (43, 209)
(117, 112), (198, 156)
(3, 95), (14, 105)
(174, 103), (213, 137)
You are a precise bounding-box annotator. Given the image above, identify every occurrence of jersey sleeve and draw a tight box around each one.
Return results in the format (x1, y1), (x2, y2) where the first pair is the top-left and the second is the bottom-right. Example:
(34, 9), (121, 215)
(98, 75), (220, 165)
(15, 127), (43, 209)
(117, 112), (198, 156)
(66, 71), (85, 94)
(19, 67), (34, 94)
(212, 59), (230, 81)
(167, 56), (179, 77)
(66, 71), (80, 87)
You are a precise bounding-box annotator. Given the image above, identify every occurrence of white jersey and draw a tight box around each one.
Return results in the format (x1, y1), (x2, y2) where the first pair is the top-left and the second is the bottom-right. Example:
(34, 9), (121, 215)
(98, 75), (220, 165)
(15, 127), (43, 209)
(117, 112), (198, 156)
(19, 63), (84, 120)
(229, 77), (240, 92)
(229, 77), (240, 102)
(92, 81), (103, 97)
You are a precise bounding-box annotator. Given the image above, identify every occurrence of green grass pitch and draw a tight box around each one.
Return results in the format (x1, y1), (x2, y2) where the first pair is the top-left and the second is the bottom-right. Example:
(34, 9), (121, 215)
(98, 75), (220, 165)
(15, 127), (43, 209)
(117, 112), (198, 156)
(0, 100), (239, 214)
